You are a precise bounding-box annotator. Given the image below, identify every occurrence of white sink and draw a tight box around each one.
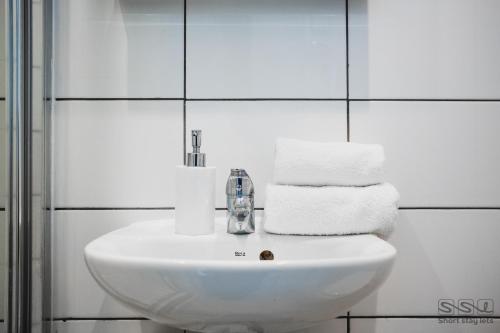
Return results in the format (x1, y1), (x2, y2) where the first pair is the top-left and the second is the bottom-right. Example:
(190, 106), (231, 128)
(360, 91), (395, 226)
(84, 218), (396, 333)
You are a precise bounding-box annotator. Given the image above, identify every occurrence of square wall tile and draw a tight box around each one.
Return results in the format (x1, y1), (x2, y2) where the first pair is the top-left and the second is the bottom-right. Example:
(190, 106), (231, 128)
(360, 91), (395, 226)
(187, 0), (346, 99)
(32, 131), (44, 197)
(53, 209), (174, 318)
(32, 0), (43, 68)
(351, 318), (500, 333)
(349, 0), (500, 99)
(32, 195), (44, 261)
(288, 318), (347, 333)
(32, 66), (45, 132)
(52, 320), (182, 333)
(186, 101), (347, 207)
(350, 101), (500, 207)
(0, 0), (4, 97)
(186, 318), (347, 333)
(351, 209), (500, 316)
(54, 101), (183, 207)
(0, 211), (5, 264)
(0, 211), (5, 319)
(55, 0), (184, 98)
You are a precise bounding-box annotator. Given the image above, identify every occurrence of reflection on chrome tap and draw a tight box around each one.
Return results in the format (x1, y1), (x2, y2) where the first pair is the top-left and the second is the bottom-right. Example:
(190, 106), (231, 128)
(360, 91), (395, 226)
(226, 169), (255, 234)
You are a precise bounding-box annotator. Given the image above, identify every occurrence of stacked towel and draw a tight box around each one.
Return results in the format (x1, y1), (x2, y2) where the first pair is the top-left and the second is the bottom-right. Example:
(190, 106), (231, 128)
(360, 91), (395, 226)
(265, 183), (399, 236)
(274, 138), (385, 186)
(264, 138), (399, 236)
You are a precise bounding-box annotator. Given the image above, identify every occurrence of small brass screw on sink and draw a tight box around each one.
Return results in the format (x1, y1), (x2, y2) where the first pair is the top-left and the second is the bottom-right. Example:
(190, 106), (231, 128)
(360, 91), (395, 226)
(259, 250), (274, 260)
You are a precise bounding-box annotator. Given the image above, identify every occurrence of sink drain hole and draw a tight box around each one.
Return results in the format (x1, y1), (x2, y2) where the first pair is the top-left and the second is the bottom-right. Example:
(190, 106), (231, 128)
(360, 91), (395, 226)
(259, 250), (274, 260)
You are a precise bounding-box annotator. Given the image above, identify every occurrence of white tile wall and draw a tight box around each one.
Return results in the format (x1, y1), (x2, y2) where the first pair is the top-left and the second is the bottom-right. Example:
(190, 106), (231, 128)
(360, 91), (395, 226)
(54, 0), (184, 98)
(186, 101), (347, 207)
(52, 0), (500, 332)
(52, 320), (182, 333)
(350, 101), (500, 207)
(351, 210), (500, 315)
(53, 210), (174, 318)
(351, 318), (500, 333)
(349, 0), (500, 99)
(54, 101), (183, 207)
(187, 0), (346, 99)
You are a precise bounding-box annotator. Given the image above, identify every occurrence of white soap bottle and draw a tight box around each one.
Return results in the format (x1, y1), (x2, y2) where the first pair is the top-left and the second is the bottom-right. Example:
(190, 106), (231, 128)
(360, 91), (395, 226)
(175, 130), (215, 235)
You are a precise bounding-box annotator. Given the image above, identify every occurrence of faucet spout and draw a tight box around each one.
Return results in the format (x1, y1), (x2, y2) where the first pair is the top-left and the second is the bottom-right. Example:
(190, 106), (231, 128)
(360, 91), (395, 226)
(226, 169), (255, 234)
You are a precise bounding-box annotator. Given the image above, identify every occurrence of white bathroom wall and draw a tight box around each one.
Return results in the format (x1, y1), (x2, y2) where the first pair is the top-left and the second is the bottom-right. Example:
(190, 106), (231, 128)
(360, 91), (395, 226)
(53, 0), (500, 333)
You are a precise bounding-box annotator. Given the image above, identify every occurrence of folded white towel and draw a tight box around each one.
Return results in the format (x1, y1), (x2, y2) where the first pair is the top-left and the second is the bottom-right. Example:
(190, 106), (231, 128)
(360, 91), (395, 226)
(273, 138), (385, 186)
(263, 183), (399, 236)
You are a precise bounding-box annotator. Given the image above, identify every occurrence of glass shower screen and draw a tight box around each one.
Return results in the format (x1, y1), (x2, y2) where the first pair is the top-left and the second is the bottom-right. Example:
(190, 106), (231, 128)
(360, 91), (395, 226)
(2, 0), (52, 332)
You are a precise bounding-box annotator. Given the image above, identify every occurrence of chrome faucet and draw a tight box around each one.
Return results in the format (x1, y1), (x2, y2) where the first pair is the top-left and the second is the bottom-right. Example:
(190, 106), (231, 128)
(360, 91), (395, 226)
(226, 169), (255, 234)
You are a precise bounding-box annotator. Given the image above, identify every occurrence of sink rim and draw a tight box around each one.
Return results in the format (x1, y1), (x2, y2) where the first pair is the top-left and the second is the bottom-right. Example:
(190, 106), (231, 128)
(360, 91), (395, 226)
(84, 218), (397, 332)
(85, 219), (397, 271)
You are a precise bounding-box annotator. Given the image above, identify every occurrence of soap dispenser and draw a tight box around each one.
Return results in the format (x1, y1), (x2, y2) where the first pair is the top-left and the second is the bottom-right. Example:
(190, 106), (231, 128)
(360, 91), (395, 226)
(175, 130), (216, 235)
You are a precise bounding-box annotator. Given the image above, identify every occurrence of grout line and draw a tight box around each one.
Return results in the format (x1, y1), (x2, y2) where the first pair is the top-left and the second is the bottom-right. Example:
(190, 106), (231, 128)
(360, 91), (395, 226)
(215, 207), (264, 211)
(51, 97), (500, 102)
(51, 207), (499, 211)
(186, 98), (346, 101)
(52, 315), (500, 325)
(346, 102), (350, 141)
(55, 315), (349, 323)
(55, 97), (183, 101)
(183, 0), (187, 163)
(398, 206), (500, 210)
(54, 207), (175, 211)
(183, 0), (187, 99)
(53, 315), (500, 322)
(345, 0), (350, 143)
(349, 98), (500, 102)
(52, 317), (147, 322)
(183, 102), (187, 165)
(346, 315), (500, 319)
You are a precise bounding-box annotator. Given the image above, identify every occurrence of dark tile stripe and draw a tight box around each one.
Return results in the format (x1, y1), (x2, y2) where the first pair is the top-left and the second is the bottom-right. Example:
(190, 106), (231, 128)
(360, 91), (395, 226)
(347, 315), (500, 319)
(55, 97), (183, 101)
(52, 98), (500, 102)
(345, 0), (350, 143)
(54, 207), (175, 211)
(52, 317), (147, 322)
(399, 206), (500, 210)
(52, 206), (499, 211)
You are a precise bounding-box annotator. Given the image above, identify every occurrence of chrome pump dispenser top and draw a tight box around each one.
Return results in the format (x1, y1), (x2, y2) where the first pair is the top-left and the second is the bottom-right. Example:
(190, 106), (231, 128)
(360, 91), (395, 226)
(175, 129), (215, 235)
(187, 130), (206, 167)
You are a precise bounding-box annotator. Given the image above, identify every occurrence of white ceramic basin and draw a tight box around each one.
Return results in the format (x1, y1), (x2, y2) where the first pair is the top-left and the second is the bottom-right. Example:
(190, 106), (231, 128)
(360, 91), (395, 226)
(85, 218), (396, 333)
